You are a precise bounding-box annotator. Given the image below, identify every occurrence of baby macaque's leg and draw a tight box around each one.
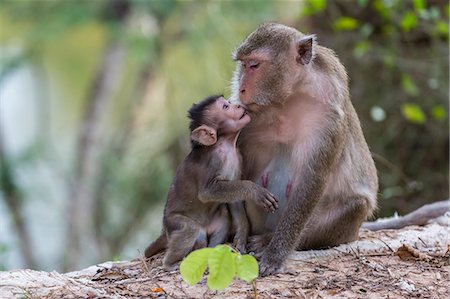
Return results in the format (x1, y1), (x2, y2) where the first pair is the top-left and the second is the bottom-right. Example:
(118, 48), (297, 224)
(229, 202), (249, 253)
(163, 215), (201, 268)
(208, 205), (231, 247)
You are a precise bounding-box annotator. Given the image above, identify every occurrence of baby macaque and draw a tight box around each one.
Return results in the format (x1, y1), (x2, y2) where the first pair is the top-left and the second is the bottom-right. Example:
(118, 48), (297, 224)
(144, 95), (278, 268)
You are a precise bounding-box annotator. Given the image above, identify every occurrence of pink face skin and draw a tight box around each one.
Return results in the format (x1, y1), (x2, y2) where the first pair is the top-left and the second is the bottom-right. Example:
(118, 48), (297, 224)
(235, 51), (272, 112)
(208, 97), (251, 133)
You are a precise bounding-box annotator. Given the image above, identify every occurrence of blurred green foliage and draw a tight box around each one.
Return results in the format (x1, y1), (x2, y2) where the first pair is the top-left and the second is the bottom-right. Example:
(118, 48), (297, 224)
(304, 0), (448, 214)
(0, 0), (448, 271)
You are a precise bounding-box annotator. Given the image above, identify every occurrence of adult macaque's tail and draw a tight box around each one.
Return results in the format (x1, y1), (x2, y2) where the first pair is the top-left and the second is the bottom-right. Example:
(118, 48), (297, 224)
(144, 234), (167, 257)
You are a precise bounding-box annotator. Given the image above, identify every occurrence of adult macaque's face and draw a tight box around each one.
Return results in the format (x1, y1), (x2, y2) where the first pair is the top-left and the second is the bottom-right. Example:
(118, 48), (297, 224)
(233, 48), (290, 113)
(235, 51), (273, 112)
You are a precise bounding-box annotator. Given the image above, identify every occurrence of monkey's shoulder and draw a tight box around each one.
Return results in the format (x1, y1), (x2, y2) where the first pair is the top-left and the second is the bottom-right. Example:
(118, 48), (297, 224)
(188, 143), (241, 173)
(165, 150), (221, 196)
(163, 155), (201, 200)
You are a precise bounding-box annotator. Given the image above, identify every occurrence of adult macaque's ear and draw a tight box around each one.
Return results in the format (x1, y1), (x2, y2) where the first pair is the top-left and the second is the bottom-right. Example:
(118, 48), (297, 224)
(191, 125), (217, 146)
(296, 34), (316, 65)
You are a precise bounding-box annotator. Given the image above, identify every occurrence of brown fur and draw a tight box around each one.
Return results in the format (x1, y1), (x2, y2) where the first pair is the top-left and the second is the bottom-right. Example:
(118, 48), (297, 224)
(230, 23), (378, 276)
(144, 96), (278, 268)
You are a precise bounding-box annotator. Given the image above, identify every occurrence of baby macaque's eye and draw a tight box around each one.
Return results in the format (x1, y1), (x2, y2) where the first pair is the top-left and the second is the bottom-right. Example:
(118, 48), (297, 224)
(223, 103), (229, 110)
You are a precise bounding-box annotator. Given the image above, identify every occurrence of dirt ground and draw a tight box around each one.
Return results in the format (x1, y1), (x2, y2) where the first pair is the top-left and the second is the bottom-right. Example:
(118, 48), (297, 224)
(1, 223), (449, 298)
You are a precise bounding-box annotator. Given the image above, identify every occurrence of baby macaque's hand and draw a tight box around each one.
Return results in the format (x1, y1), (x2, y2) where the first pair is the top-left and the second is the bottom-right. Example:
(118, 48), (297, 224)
(255, 188), (279, 212)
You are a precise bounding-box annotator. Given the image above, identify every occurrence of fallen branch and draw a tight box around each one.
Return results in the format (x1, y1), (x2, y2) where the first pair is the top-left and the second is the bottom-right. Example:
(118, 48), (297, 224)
(289, 219), (450, 261)
(1, 221), (449, 299)
(362, 199), (450, 231)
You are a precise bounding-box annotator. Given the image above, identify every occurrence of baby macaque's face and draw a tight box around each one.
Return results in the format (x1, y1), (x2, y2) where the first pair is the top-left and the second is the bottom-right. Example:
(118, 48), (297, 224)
(207, 97), (251, 134)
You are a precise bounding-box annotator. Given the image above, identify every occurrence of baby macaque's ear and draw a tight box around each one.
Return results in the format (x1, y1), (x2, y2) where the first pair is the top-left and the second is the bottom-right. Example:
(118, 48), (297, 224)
(191, 125), (217, 146)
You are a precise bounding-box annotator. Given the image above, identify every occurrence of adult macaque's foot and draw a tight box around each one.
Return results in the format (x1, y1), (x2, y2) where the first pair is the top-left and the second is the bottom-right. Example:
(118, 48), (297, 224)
(259, 256), (282, 277)
(247, 234), (272, 259)
(233, 235), (247, 254)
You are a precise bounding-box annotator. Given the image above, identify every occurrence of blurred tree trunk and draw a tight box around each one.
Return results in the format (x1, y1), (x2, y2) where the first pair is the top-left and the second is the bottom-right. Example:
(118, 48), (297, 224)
(64, 0), (130, 271)
(64, 40), (126, 271)
(92, 66), (155, 259)
(0, 133), (38, 269)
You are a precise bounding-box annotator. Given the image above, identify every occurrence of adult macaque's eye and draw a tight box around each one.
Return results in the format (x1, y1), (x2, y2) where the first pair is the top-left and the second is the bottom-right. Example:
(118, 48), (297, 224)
(223, 103), (229, 110)
(249, 60), (260, 69)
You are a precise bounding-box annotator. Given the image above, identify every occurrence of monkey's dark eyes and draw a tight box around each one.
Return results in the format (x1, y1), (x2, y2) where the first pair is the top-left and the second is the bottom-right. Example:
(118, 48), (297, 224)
(223, 104), (229, 110)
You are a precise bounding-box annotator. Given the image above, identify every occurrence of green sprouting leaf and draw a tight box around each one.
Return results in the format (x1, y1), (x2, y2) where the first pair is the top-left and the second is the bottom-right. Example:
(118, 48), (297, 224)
(180, 248), (214, 285)
(401, 103), (427, 124)
(333, 17), (359, 31)
(413, 0), (426, 11)
(400, 11), (418, 32)
(401, 74), (419, 97)
(431, 105), (446, 121)
(353, 41), (370, 58)
(236, 254), (258, 283)
(207, 245), (236, 290)
(179, 244), (260, 291)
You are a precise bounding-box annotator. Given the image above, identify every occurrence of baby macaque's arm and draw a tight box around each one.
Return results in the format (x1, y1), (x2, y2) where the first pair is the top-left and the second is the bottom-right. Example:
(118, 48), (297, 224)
(199, 179), (278, 212)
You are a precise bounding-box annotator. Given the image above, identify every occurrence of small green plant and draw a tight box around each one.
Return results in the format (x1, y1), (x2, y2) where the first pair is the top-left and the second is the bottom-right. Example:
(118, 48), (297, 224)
(180, 244), (258, 291)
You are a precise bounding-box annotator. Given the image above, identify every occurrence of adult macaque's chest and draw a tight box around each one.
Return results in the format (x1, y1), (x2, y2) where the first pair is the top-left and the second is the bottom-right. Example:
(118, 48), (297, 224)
(240, 99), (318, 190)
(243, 146), (294, 234)
(240, 115), (296, 190)
(255, 147), (293, 207)
(240, 120), (296, 234)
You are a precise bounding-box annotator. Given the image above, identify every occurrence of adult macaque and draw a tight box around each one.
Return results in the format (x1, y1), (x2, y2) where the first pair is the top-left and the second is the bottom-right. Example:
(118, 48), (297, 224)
(144, 95), (278, 268)
(230, 23), (378, 276)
